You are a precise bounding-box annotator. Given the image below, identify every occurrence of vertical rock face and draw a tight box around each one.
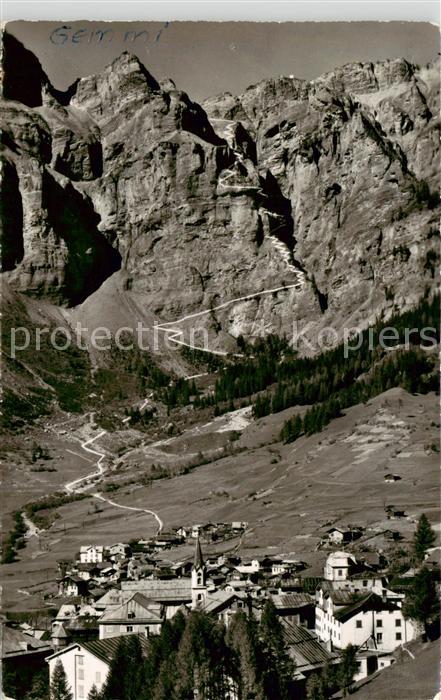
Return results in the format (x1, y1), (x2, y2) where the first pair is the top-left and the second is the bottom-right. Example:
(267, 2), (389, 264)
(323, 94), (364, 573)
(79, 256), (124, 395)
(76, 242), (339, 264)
(204, 57), (440, 340)
(1, 36), (439, 350)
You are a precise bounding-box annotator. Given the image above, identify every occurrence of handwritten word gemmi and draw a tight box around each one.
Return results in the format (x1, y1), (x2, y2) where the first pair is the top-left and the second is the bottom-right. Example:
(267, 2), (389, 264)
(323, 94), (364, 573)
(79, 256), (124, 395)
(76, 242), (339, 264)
(49, 23), (170, 46)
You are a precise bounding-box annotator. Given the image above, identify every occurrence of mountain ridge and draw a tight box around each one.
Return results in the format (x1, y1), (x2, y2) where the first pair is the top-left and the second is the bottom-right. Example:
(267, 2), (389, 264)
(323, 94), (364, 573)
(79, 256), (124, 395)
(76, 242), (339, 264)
(1, 34), (439, 360)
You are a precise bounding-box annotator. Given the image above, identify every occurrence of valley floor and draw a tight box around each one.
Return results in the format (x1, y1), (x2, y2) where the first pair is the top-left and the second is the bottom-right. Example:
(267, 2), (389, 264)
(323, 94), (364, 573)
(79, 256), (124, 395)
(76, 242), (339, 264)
(1, 387), (439, 610)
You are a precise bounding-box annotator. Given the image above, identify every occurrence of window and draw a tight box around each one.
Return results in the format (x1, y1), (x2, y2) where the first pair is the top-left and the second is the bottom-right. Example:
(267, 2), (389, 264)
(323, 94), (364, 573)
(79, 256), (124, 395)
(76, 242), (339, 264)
(96, 672), (101, 683)
(377, 633), (383, 643)
(126, 625), (133, 632)
(338, 569), (343, 576)
(78, 687), (84, 699)
(356, 620), (362, 628)
(78, 669), (84, 680)
(145, 627), (150, 637)
(396, 632), (402, 640)
(395, 619), (401, 627)
(128, 611), (135, 619)
(77, 656), (84, 665)
(363, 580), (368, 587)
(376, 620), (383, 627)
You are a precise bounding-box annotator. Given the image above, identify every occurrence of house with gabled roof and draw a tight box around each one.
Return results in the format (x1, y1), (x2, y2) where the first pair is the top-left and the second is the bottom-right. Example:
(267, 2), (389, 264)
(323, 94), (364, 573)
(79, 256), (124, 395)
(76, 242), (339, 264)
(46, 634), (150, 700)
(315, 588), (416, 652)
(58, 575), (90, 598)
(98, 592), (163, 639)
(270, 592), (315, 628)
(79, 545), (104, 564)
(325, 527), (363, 545)
(282, 619), (339, 678)
(2, 625), (53, 700)
(201, 591), (255, 626)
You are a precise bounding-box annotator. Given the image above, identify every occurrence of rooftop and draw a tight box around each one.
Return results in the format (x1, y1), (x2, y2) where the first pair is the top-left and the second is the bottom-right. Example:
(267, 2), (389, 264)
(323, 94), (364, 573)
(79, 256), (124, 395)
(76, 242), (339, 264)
(282, 621), (338, 669)
(2, 626), (52, 658)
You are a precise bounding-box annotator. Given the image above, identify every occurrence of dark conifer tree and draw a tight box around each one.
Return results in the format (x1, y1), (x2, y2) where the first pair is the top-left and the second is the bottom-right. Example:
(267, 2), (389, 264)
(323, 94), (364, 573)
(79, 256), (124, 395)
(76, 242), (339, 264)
(413, 513), (436, 562)
(50, 660), (72, 700)
(259, 600), (294, 700)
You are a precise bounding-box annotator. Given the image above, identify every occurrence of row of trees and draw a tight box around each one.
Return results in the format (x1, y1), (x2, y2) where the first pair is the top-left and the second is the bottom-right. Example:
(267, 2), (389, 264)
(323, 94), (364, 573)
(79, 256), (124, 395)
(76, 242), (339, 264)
(278, 346), (436, 443)
(219, 294), (439, 409)
(1, 510), (27, 563)
(192, 294), (438, 420)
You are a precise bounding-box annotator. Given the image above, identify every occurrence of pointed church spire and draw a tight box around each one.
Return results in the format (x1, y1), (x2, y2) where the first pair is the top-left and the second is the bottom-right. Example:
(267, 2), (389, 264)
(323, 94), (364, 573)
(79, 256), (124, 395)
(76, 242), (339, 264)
(194, 536), (204, 568)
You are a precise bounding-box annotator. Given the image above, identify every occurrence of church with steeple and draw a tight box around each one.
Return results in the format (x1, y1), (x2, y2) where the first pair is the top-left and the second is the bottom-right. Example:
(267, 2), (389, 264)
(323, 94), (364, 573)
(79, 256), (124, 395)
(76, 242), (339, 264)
(191, 537), (207, 609)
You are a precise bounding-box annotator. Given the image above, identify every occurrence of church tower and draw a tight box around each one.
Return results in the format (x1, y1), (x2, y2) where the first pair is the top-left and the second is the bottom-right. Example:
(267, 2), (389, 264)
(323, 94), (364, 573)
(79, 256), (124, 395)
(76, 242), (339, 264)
(191, 536), (207, 609)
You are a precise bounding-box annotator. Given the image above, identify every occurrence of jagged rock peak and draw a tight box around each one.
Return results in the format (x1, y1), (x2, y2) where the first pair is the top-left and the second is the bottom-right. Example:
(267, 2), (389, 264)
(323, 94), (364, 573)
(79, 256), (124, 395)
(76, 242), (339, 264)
(69, 51), (162, 122)
(313, 57), (417, 94)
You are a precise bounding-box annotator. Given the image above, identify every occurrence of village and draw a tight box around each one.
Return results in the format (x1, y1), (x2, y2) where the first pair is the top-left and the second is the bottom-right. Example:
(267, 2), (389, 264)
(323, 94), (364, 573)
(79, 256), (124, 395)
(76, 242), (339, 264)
(3, 513), (439, 700)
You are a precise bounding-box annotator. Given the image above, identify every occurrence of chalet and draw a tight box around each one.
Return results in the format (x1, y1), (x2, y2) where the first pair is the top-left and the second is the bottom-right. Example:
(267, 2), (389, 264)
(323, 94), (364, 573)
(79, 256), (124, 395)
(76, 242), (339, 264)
(154, 532), (183, 549)
(46, 634), (150, 700)
(202, 591), (253, 626)
(235, 559), (261, 575)
(323, 551), (357, 582)
(51, 624), (70, 650)
(384, 474), (402, 483)
(106, 543), (131, 561)
(176, 526), (190, 539)
(352, 649), (396, 682)
(127, 552), (156, 580)
(325, 527), (362, 545)
(58, 576), (90, 598)
(2, 626), (53, 699)
(96, 566), (120, 584)
(231, 521), (248, 531)
(315, 589), (416, 652)
(171, 560), (193, 577)
(191, 524), (203, 538)
(282, 620), (339, 681)
(75, 564), (104, 581)
(79, 545), (104, 564)
(271, 559), (301, 576)
(52, 603), (101, 629)
(386, 507), (406, 519)
(271, 593), (315, 628)
(98, 593), (163, 639)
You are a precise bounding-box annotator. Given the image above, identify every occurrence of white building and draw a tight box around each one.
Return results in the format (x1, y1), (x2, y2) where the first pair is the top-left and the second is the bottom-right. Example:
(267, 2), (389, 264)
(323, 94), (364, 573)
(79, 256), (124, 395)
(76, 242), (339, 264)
(46, 635), (150, 700)
(271, 559), (299, 576)
(79, 545), (104, 564)
(106, 543), (130, 560)
(235, 559), (260, 575)
(315, 588), (416, 652)
(323, 551), (357, 582)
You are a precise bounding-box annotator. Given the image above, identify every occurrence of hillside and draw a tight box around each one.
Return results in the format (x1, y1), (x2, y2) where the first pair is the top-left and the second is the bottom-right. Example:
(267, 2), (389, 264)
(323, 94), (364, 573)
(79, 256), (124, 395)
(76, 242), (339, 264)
(1, 386), (438, 610)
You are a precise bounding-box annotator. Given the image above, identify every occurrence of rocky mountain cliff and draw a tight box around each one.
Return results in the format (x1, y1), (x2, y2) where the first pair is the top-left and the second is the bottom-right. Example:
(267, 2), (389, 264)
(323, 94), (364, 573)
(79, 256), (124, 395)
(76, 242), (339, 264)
(2, 33), (439, 355)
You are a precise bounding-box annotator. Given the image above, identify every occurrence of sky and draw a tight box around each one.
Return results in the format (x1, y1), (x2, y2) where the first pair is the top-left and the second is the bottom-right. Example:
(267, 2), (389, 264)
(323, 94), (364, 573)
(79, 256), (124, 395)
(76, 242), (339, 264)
(6, 20), (440, 101)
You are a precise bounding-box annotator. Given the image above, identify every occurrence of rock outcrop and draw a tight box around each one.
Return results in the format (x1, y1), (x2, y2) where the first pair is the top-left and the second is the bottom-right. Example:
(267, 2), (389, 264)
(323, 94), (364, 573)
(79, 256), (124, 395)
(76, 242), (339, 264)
(1, 35), (439, 351)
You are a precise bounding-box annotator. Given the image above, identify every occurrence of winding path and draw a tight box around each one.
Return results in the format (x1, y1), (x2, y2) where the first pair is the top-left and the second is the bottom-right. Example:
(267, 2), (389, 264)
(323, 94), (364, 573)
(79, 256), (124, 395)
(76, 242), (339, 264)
(65, 424), (163, 535)
(156, 282), (302, 355)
